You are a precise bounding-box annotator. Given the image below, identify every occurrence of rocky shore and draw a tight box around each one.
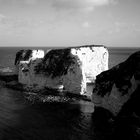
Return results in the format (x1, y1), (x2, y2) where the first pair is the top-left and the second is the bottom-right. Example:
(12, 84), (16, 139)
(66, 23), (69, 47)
(1, 47), (140, 120)
(0, 47), (140, 139)
(0, 71), (91, 104)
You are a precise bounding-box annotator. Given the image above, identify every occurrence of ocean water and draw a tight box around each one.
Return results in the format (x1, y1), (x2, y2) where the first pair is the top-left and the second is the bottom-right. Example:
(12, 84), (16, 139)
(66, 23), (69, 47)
(0, 47), (139, 140)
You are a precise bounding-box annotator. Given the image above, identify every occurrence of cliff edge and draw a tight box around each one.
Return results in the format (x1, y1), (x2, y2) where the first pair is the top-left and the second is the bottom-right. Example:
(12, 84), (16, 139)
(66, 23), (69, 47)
(92, 50), (140, 116)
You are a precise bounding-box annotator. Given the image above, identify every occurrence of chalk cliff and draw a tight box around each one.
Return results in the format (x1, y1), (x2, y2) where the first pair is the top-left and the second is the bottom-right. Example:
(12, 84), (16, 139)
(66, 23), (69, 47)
(15, 45), (108, 95)
(15, 50), (45, 88)
(92, 51), (140, 116)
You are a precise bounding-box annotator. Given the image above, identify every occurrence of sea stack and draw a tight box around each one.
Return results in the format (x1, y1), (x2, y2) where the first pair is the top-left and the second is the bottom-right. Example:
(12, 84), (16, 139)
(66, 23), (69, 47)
(92, 51), (140, 116)
(15, 45), (109, 95)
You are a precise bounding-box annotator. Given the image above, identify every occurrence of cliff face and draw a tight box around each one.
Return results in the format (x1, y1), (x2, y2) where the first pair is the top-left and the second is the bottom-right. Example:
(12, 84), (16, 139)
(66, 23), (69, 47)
(15, 50), (45, 88)
(15, 45), (108, 95)
(71, 46), (108, 83)
(92, 51), (140, 116)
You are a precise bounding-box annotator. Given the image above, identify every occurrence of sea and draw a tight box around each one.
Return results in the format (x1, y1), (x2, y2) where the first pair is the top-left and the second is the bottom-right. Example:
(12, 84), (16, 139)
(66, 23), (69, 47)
(0, 47), (139, 140)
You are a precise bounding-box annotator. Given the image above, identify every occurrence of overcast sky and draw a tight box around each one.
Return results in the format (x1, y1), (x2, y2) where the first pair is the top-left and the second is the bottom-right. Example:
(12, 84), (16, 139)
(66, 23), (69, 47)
(0, 0), (140, 47)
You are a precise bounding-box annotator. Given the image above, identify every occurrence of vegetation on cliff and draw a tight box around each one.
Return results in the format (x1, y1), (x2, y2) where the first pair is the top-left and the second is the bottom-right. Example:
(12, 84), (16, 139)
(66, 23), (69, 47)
(15, 50), (32, 65)
(35, 48), (77, 78)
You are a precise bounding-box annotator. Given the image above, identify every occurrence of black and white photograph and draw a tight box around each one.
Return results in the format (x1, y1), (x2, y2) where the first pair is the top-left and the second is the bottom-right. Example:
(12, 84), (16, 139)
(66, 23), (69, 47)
(0, 0), (140, 139)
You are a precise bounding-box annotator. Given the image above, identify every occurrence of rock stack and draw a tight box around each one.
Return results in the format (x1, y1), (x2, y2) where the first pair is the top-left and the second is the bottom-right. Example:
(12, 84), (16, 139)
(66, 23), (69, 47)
(15, 45), (109, 95)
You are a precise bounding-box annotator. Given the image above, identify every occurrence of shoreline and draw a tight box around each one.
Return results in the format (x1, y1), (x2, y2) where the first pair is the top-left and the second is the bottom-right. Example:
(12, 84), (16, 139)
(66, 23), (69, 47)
(0, 71), (92, 104)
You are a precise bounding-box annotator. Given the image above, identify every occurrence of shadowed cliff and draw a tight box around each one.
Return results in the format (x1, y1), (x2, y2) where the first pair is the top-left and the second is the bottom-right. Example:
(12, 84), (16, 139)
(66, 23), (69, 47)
(92, 50), (140, 117)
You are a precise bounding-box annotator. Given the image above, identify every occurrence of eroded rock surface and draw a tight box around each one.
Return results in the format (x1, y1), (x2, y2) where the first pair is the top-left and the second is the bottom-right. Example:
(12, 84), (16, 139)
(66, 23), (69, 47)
(92, 51), (140, 116)
(15, 45), (108, 95)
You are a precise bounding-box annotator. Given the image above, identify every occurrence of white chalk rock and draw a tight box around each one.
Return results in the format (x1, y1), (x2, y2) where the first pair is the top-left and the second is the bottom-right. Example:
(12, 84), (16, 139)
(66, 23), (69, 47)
(15, 50), (45, 87)
(15, 45), (108, 95)
(71, 46), (108, 83)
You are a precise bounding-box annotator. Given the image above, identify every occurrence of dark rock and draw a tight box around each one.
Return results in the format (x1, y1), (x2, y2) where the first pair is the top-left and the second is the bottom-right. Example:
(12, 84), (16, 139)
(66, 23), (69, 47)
(0, 74), (18, 83)
(15, 50), (32, 65)
(35, 48), (76, 78)
(92, 50), (140, 116)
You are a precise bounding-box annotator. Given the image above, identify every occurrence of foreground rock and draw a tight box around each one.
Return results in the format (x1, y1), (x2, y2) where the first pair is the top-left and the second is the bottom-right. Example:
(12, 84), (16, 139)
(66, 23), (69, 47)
(92, 50), (140, 116)
(15, 45), (108, 95)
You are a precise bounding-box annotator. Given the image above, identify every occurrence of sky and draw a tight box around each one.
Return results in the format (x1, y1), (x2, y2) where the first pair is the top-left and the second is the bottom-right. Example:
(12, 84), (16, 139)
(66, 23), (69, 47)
(0, 0), (140, 47)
